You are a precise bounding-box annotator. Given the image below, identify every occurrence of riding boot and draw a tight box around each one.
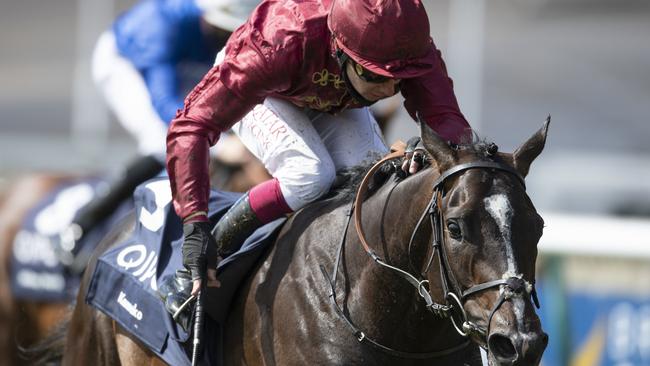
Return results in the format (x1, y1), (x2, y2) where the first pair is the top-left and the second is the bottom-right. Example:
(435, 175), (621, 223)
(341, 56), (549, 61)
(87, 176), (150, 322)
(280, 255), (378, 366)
(211, 193), (262, 258)
(159, 193), (262, 329)
(58, 154), (164, 272)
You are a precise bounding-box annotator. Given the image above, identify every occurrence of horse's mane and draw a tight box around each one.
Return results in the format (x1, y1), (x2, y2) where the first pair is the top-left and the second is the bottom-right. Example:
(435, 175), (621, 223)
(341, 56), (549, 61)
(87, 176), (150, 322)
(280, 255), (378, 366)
(324, 158), (403, 206)
(323, 138), (500, 208)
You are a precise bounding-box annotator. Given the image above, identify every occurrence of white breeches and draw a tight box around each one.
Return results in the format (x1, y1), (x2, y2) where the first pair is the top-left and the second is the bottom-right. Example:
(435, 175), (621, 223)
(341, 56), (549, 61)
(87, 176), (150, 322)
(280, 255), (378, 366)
(232, 99), (388, 211)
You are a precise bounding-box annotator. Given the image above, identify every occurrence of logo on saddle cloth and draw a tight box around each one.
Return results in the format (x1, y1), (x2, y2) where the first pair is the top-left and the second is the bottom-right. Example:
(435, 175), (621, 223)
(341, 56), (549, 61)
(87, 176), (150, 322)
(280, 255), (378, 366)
(13, 183), (95, 274)
(116, 244), (159, 291)
(105, 179), (173, 292)
(118, 291), (144, 320)
(10, 180), (121, 301)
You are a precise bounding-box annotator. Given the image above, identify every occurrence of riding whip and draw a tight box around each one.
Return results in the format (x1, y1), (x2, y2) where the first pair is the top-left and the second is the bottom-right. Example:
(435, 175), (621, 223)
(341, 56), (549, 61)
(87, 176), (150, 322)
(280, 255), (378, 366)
(191, 289), (205, 366)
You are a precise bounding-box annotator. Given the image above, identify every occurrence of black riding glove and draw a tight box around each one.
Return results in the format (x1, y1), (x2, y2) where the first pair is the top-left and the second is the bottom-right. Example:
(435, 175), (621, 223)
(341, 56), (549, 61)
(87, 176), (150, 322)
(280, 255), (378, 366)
(181, 222), (219, 282)
(402, 136), (427, 174)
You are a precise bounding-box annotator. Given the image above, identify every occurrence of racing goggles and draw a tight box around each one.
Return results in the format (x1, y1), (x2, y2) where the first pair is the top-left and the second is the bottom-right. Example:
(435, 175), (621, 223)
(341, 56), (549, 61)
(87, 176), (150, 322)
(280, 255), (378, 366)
(352, 62), (392, 84)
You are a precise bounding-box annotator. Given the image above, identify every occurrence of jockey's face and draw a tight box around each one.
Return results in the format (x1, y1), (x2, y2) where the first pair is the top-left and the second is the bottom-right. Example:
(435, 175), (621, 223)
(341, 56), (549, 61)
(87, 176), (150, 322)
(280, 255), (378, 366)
(345, 61), (401, 102)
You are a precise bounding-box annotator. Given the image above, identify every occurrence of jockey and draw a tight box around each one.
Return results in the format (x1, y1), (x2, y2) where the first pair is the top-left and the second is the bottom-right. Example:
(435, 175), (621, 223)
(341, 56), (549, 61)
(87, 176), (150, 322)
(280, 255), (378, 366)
(59, 0), (261, 257)
(162, 0), (473, 315)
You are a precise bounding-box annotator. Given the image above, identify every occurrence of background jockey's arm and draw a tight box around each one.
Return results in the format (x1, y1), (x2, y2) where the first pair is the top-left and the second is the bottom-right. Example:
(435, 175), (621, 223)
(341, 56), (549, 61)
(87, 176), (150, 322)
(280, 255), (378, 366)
(401, 48), (472, 144)
(144, 62), (183, 123)
(113, 0), (186, 125)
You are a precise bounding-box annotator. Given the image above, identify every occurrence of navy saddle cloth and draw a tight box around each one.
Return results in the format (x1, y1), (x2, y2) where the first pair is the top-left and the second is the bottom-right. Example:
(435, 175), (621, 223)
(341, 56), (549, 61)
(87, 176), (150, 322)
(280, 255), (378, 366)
(10, 178), (132, 301)
(86, 177), (286, 366)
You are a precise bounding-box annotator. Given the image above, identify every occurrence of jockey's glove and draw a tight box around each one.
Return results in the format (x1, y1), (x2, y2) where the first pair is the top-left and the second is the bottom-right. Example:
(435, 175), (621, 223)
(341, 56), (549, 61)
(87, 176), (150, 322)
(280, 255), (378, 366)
(402, 136), (428, 174)
(182, 222), (218, 282)
(405, 136), (424, 154)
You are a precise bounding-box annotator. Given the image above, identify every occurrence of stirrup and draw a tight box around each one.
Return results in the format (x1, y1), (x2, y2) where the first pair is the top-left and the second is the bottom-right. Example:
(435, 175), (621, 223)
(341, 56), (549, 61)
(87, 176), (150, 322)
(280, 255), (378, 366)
(173, 294), (196, 321)
(158, 271), (194, 332)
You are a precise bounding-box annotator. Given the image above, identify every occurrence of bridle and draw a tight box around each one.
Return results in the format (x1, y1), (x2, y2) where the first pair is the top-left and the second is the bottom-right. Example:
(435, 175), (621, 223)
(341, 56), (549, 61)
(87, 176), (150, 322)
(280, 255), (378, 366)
(418, 160), (541, 339)
(321, 149), (541, 359)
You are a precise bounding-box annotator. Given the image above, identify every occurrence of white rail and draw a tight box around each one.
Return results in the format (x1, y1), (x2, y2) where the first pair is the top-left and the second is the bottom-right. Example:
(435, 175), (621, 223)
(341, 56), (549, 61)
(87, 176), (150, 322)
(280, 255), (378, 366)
(538, 211), (650, 259)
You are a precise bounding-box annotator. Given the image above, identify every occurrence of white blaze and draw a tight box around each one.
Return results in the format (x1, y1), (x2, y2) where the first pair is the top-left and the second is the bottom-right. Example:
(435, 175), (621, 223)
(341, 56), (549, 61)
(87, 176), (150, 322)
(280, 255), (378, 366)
(484, 194), (517, 273)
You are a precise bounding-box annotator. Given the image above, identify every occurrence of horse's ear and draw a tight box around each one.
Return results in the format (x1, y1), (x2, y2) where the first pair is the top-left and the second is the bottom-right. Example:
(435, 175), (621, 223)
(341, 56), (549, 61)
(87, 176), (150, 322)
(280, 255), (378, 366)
(418, 116), (455, 171)
(512, 116), (550, 177)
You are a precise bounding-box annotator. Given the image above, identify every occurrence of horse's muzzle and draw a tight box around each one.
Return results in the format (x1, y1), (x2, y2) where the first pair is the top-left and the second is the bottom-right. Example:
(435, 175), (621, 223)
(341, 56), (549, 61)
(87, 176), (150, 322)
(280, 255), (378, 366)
(487, 330), (548, 365)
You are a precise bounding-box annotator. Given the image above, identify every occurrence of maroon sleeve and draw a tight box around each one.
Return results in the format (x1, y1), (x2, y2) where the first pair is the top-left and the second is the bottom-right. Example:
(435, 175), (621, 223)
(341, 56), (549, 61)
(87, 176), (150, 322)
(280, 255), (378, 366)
(401, 48), (472, 144)
(166, 28), (300, 221)
(166, 67), (257, 220)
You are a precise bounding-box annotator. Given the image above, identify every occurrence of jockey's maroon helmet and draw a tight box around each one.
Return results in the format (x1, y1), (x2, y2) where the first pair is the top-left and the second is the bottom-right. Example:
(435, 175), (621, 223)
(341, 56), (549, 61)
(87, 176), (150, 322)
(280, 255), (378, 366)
(328, 0), (436, 79)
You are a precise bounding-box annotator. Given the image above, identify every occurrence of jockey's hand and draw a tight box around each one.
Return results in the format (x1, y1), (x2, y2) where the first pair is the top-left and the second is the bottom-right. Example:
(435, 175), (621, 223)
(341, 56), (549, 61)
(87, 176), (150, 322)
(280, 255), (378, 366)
(181, 222), (221, 296)
(401, 136), (426, 175)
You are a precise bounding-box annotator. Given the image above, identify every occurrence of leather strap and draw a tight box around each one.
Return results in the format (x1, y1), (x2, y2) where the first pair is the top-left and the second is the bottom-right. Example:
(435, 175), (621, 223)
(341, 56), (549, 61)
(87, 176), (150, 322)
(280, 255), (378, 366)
(431, 161), (525, 190)
(354, 141), (406, 259)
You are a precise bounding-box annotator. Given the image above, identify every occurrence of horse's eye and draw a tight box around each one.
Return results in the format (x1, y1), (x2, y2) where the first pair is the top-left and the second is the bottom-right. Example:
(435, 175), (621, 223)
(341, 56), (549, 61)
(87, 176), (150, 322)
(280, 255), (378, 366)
(447, 220), (462, 239)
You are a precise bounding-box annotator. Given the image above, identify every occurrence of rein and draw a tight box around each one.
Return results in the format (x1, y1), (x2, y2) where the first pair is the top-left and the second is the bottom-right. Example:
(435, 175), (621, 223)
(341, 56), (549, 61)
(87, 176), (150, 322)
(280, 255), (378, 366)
(321, 146), (541, 359)
(320, 143), (471, 358)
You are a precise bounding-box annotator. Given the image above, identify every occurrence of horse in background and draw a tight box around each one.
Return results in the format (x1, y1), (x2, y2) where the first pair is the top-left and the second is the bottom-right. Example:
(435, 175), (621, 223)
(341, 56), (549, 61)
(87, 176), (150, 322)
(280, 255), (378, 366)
(54, 120), (549, 365)
(0, 149), (269, 366)
(0, 174), (72, 366)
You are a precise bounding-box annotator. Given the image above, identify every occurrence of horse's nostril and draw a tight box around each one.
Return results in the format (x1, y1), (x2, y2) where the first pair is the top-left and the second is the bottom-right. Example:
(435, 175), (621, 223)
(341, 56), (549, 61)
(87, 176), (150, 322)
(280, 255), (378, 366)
(488, 333), (518, 362)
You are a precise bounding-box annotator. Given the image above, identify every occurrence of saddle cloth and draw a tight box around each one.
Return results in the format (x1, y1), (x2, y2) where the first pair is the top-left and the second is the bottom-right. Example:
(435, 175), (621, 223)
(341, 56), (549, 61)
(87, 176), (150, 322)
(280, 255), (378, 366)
(86, 177), (286, 366)
(10, 178), (132, 301)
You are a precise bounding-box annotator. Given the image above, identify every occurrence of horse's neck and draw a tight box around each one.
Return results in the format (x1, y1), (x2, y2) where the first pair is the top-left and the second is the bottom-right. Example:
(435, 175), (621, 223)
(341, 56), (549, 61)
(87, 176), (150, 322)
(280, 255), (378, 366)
(357, 168), (437, 269)
(343, 168), (454, 342)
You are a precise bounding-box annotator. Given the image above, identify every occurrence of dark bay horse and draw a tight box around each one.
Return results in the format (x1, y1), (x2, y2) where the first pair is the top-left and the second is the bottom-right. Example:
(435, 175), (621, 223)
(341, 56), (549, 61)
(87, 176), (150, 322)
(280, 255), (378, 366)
(58, 120), (549, 365)
(0, 156), (269, 366)
(0, 174), (73, 366)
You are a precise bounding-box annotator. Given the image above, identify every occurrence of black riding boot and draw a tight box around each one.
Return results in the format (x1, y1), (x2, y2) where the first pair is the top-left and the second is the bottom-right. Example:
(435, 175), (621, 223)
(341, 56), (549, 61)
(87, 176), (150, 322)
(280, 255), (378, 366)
(59, 154), (164, 272)
(158, 193), (262, 329)
(210, 193), (262, 258)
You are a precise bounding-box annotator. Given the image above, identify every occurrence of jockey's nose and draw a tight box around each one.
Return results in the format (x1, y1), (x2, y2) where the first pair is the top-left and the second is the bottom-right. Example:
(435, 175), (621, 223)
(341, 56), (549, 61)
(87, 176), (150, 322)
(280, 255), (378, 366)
(378, 79), (400, 98)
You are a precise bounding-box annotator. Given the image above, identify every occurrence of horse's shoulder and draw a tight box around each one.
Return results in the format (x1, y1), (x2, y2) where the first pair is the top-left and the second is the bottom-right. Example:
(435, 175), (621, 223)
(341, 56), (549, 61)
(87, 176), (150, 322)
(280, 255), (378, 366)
(284, 198), (349, 235)
(267, 198), (350, 273)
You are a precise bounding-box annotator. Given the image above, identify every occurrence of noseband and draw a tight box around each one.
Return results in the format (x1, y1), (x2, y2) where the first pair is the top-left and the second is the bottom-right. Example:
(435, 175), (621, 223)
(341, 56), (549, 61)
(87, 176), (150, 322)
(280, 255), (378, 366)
(321, 152), (541, 358)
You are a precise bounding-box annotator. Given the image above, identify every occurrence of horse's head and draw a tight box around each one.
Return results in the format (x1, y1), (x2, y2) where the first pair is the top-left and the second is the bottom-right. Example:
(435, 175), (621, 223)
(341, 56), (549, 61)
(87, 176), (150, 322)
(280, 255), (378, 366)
(419, 119), (549, 365)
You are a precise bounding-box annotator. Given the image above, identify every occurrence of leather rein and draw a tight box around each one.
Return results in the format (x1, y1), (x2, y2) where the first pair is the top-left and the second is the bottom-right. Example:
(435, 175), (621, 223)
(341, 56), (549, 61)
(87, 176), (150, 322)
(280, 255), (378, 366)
(321, 145), (541, 359)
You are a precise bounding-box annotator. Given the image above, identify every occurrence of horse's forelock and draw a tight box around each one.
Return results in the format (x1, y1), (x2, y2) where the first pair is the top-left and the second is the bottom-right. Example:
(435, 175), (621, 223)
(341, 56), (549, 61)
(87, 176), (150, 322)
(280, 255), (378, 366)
(456, 139), (502, 160)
